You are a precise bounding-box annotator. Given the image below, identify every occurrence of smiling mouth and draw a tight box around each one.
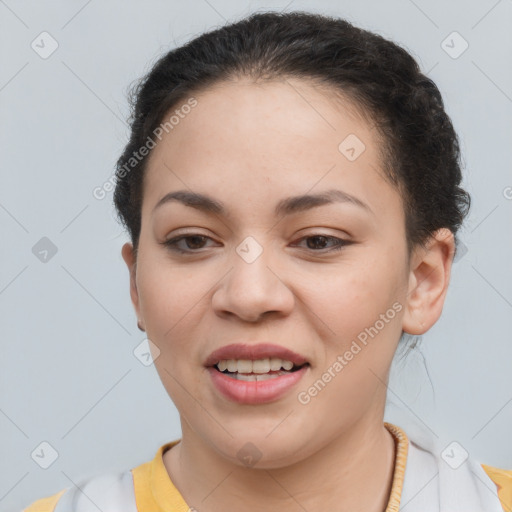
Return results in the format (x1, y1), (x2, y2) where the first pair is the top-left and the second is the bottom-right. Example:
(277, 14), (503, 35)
(213, 358), (309, 381)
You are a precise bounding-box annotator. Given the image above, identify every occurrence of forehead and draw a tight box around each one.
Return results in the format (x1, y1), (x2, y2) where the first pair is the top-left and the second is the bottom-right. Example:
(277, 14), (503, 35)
(142, 77), (399, 220)
(148, 76), (376, 157)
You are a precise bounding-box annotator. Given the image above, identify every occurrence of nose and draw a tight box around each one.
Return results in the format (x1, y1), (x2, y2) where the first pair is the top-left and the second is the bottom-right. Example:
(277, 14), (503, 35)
(211, 243), (295, 323)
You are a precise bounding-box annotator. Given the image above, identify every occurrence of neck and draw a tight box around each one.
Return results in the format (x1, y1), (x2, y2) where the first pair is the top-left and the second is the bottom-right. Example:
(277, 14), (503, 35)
(163, 414), (397, 512)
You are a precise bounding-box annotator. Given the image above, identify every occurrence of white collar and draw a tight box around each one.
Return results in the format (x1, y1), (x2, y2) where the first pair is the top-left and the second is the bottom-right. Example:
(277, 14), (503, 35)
(386, 402), (503, 511)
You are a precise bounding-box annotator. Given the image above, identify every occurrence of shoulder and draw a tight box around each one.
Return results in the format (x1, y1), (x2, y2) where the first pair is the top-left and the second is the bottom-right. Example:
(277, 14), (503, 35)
(482, 464), (512, 512)
(22, 470), (137, 512)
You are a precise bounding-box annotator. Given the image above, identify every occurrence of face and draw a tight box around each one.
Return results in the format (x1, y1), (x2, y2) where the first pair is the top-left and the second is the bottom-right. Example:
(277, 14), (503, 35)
(122, 77), (438, 468)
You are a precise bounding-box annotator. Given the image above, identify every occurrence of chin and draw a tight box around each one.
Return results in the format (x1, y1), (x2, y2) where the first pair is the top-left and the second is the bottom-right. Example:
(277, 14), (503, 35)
(208, 430), (311, 470)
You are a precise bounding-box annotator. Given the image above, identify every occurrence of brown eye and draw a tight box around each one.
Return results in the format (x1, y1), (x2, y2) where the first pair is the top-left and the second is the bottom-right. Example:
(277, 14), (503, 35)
(294, 235), (351, 253)
(162, 235), (216, 254)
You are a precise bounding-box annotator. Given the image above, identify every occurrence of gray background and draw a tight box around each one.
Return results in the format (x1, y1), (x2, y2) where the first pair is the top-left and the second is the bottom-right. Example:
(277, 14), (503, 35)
(1, 0), (511, 510)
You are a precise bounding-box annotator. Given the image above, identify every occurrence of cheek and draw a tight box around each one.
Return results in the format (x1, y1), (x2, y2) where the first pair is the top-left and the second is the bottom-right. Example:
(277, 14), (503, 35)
(300, 259), (406, 393)
(136, 259), (210, 403)
(303, 259), (402, 334)
(298, 268), (403, 417)
(136, 256), (209, 348)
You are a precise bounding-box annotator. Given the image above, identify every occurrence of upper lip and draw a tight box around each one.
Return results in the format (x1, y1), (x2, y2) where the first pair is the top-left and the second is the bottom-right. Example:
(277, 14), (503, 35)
(205, 343), (309, 367)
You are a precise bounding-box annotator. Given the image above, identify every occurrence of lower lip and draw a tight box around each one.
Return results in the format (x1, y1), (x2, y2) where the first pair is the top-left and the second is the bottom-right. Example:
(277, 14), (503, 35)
(207, 366), (309, 404)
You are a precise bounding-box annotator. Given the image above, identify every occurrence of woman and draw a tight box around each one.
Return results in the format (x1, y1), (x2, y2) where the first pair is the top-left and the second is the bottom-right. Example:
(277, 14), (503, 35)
(23, 10), (512, 512)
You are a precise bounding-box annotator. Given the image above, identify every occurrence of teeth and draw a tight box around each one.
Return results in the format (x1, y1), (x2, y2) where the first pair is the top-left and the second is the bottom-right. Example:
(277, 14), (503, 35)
(235, 371), (289, 381)
(269, 357), (283, 371)
(237, 359), (252, 373)
(252, 358), (270, 373)
(281, 360), (293, 371)
(215, 358), (298, 374)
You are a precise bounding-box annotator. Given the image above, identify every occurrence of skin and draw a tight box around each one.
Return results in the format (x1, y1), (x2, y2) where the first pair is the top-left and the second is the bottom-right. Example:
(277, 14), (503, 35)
(121, 77), (455, 512)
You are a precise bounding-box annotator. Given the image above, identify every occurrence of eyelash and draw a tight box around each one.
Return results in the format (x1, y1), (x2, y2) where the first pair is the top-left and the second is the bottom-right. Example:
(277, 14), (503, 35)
(161, 234), (352, 255)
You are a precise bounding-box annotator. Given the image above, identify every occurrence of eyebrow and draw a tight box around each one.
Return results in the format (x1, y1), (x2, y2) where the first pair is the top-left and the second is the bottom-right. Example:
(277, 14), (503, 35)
(152, 188), (373, 217)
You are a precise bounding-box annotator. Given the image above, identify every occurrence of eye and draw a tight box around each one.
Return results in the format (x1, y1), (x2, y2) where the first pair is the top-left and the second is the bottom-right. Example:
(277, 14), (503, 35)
(161, 234), (218, 254)
(293, 234), (352, 253)
(161, 233), (352, 255)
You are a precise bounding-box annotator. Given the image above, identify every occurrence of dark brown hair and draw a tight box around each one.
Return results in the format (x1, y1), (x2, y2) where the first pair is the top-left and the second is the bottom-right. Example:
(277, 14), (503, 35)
(113, 10), (470, 260)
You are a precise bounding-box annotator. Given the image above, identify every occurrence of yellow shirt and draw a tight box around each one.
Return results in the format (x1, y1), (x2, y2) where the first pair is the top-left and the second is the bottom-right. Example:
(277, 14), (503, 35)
(23, 422), (512, 512)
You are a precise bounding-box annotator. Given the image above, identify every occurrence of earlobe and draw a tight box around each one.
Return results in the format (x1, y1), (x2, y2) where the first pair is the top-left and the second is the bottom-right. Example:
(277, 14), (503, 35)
(121, 242), (145, 330)
(402, 228), (455, 335)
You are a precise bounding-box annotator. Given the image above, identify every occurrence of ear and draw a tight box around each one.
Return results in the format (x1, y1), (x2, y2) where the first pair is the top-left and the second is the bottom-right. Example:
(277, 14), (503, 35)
(402, 228), (455, 335)
(121, 242), (145, 331)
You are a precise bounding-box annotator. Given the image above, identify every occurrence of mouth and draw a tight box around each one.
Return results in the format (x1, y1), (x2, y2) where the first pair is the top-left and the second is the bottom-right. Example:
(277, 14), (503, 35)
(205, 343), (310, 404)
